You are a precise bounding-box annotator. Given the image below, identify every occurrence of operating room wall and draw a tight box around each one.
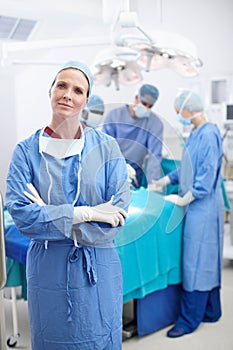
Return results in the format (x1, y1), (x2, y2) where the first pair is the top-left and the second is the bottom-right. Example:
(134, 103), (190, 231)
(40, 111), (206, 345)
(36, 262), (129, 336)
(0, 69), (17, 197)
(0, 0), (233, 196)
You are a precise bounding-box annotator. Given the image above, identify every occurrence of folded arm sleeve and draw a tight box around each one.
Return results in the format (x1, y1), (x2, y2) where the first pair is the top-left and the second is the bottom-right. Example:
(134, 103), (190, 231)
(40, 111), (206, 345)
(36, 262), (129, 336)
(74, 139), (130, 246)
(5, 143), (74, 240)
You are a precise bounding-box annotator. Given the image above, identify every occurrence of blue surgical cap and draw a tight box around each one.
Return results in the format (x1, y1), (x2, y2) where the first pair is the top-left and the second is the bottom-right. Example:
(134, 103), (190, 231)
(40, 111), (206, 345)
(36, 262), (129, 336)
(87, 95), (105, 114)
(138, 84), (159, 105)
(55, 60), (93, 96)
(174, 90), (204, 112)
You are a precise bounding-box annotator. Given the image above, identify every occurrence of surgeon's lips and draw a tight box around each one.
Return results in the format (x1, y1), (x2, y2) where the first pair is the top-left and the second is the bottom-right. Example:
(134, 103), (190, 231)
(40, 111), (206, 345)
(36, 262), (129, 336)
(58, 102), (73, 109)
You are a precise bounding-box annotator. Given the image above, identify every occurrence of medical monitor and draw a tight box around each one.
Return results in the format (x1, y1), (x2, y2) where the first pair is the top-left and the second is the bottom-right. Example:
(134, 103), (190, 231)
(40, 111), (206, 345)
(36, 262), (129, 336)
(227, 105), (233, 121)
(224, 104), (233, 128)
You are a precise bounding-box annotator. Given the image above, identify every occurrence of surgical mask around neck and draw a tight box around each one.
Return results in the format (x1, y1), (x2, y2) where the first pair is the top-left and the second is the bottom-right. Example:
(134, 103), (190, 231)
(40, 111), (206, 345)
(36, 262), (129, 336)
(133, 103), (150, 118)
(39, 128), (85, 159)
(86, 112), (105, 128)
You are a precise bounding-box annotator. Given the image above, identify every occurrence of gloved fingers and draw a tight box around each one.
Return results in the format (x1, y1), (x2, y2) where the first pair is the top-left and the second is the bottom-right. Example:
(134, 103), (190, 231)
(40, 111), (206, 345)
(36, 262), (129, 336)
(148, 183), (163, 192)
(23, 190), (38, 203)
(26, 183), (42, 200)
(126, 164), (138, 185)
(23, 183), (46, 206)
(117, 212), (126, 226)
(109, 212), (126, 227)
(109, 195), (114, 205)
(150, 176), (171, 189)
(109, 216), (119, 227)
(94, 206), (128, 220)
(164, 192), (194, 207)
(126, 164), (136, 178)
(117, 207), (128, 219)
(94, 202), (128, 216)
(164, 194), (186, 206)
(23, 190), (45, 206)
(164, 194), (179, 204)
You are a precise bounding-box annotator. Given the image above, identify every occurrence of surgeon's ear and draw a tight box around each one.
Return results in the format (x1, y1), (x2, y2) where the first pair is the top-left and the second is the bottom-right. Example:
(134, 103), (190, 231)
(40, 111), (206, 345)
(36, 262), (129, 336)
(135, 95), (139, 104)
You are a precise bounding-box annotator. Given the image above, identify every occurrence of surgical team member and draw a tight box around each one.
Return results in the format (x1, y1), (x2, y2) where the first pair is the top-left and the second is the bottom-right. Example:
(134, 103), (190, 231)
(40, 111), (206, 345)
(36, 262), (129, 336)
(81, 94), (105, 129)
(102, 84), (164, 187)
(155, 90), (224, 337)
(5, 61), (130, 350)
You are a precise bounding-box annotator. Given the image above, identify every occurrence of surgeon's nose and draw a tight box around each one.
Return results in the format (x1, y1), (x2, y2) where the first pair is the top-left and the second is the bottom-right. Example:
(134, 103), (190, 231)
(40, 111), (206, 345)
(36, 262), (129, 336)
(63, 90), (72, 100)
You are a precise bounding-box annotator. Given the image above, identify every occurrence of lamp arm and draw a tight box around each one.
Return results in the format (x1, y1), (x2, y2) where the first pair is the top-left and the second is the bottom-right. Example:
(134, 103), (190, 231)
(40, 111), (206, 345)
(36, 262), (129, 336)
(135, 25), (155, 45)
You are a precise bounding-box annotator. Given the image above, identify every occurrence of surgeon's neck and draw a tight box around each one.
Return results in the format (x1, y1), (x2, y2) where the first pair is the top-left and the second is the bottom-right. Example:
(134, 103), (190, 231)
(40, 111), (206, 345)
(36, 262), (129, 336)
(191, 112), (207, 130)
(48, 118), (81, 139)
(128, 105), (137, 120)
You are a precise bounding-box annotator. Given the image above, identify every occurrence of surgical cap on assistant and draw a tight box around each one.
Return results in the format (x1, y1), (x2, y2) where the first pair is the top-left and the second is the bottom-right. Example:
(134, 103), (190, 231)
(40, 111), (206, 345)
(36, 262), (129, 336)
(53, 60), (93, 96)
(87, 95), (105, 114)
(174, 90), (204, 112)
(138, 84), (159, 105)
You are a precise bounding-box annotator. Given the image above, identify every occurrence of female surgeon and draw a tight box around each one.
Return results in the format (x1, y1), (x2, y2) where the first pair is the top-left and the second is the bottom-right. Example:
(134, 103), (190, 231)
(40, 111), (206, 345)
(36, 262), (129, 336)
(5, 61), (130, 350)
(152, 90), (224, 337)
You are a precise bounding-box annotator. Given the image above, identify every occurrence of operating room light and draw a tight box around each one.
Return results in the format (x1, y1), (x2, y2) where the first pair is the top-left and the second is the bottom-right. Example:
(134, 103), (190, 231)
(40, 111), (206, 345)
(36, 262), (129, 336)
(91, 46), (143, 90)
(118, 31), (203, 77)
(90, 6), (203, 89)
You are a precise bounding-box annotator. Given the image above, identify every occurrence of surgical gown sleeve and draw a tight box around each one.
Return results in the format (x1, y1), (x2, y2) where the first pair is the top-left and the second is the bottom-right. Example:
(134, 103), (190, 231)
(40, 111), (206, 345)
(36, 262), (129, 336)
(190, 131), (223, 199)
(168, 169), (180, 185)
(6, 138), (74, 240)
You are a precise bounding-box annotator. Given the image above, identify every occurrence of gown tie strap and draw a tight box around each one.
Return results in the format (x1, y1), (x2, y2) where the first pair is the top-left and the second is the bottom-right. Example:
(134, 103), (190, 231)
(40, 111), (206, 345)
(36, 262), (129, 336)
(66, 243), (97, 321)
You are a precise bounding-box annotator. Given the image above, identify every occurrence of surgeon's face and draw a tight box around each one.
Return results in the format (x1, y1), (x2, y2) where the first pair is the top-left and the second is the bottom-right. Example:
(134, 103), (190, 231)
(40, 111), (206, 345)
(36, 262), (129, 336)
(175, 107), (192, 119)
(135, 95), (153, 109)
(49, 68), (89, 121)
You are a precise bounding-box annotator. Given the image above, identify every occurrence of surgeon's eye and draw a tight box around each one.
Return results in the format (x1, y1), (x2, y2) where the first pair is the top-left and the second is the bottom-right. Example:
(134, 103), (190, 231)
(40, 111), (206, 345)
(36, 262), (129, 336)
(57, 83), (66, 89)
(75, 87), (83, 94)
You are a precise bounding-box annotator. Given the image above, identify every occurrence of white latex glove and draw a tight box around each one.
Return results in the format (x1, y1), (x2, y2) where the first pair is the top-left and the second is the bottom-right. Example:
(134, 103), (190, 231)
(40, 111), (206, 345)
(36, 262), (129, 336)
(23, 183), (46, 206)
(73, 198), (128, 227)
(164, 191), (195, 207)
(126, 163), (138, 186)
(148, 175), (171, 192)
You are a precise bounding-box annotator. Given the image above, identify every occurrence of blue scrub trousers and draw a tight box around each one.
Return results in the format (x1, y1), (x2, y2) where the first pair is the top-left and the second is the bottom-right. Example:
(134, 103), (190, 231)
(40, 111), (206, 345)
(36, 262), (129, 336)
(175, 287), (221, 333)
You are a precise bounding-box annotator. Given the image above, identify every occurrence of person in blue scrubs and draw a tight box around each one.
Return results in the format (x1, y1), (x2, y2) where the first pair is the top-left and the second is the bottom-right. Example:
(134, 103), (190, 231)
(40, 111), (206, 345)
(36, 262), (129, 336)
(157, 90), (224, 337)
(81, 94), (105, 129)
(102, 84), (164, 187)
(5, 61), (130, 349)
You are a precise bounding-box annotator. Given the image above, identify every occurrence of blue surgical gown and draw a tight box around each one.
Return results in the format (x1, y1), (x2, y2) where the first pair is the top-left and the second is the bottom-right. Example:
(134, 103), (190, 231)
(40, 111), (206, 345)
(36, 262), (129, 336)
(168, 123), (224, 292)
(6, 127), (130, 350)
(102, 105), (163, 186)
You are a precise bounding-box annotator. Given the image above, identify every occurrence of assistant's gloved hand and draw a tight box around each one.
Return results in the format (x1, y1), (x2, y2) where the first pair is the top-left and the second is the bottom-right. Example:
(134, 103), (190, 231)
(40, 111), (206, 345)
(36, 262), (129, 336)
(23, 183), (46, 206)
(73, 198), (128, 227)
(126, 163), (138, 186)
(148, 175), (171, 192)
(164, 191), (195, 207)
